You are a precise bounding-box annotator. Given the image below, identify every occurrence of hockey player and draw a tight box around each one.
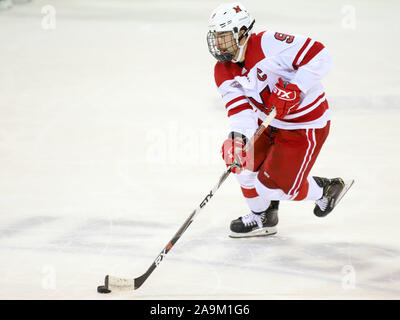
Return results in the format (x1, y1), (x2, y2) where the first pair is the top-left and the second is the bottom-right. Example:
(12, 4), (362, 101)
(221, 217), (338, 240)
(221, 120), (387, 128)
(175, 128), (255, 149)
(207, 3), (354, 238)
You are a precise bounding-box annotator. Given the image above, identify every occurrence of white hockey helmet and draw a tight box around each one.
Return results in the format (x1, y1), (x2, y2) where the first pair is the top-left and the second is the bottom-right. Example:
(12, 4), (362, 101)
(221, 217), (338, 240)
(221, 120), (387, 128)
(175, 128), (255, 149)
(207, 2), (255, 63)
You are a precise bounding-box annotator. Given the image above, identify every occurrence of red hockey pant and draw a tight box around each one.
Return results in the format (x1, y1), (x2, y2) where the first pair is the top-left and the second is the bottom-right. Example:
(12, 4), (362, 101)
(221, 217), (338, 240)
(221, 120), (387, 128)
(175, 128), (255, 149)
(244, 121), (330, 201)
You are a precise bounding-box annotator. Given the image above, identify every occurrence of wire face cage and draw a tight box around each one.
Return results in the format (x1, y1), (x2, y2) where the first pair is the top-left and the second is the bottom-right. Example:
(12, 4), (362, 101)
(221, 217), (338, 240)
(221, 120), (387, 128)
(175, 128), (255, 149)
(207, 30), (238, 63)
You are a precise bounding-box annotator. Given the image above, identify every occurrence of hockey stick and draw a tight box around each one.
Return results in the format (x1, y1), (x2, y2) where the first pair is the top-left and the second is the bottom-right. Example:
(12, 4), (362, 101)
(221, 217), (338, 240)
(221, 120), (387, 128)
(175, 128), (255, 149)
(97, 108), (277, 293)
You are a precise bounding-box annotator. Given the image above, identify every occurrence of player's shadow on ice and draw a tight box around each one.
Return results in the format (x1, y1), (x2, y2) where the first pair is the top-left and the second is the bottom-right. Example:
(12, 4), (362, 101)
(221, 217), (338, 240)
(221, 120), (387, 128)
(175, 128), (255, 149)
(176, 229), (400, 294)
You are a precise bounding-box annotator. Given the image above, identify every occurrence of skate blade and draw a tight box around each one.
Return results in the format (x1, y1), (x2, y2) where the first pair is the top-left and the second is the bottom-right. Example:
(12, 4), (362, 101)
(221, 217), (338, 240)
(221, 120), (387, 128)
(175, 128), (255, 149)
(229, 226), (277, 238)
(334, 179), (354, 208)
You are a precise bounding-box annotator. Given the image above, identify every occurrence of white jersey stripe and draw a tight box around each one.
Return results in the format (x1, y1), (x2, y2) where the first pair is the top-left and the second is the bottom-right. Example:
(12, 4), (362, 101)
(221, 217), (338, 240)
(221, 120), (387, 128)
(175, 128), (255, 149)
(283, 95), (326, 120)
(290, 129), (317, 199)
(288, 129), (312, 198)
(226, 99), (249, 111)
(297, 39), (315, 67)
(266, 109), (331, 130)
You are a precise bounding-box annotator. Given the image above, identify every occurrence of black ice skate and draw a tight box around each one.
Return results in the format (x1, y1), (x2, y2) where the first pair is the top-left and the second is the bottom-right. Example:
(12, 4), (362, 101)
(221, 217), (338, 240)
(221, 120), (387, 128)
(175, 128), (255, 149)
(313, 177), (354, 217)
(229, 201), (279, 238)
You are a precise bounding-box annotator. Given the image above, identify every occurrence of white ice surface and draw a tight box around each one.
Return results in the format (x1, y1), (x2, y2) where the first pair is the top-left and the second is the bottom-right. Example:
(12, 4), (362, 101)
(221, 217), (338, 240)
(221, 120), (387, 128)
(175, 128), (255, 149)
(0, 0), (400, 299)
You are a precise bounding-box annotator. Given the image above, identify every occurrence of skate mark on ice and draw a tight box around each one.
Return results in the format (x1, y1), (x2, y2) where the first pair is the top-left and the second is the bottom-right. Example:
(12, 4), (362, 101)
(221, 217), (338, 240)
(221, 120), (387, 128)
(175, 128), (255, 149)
(172, 233), (400, 296)
(0, 216), (59, 239)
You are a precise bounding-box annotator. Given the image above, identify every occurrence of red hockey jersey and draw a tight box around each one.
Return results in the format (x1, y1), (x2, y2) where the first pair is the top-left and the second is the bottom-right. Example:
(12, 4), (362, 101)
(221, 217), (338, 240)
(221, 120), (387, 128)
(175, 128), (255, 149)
(214, 30), (333, 137)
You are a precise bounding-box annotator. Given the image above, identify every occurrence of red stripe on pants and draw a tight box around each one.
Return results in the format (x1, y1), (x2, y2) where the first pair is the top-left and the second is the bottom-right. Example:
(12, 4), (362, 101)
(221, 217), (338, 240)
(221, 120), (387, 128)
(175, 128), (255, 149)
(244, 122), (330, 201)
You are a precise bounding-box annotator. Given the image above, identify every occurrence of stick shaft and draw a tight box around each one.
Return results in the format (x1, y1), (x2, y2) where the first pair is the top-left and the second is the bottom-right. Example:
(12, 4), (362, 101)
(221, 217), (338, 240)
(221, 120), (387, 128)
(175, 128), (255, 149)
(108, 108), (277, 291)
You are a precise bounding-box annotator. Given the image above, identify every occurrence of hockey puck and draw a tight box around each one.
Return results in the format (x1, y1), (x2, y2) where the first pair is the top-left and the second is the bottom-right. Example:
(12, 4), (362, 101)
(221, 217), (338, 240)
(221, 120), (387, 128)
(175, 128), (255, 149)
(97, 285), (111, 294)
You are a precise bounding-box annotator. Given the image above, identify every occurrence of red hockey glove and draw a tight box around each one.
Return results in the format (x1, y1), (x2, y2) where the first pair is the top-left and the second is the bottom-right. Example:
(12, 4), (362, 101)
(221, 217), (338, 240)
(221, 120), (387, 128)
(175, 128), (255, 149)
(221, 137), (246, 174)
(267, 78), (301, 118)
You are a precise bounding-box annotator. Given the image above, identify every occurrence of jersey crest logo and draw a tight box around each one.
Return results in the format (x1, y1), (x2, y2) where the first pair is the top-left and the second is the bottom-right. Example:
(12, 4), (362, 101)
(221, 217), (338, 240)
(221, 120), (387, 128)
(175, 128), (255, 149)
(233, 6), (242, 13)
(248, 84), (272, 114)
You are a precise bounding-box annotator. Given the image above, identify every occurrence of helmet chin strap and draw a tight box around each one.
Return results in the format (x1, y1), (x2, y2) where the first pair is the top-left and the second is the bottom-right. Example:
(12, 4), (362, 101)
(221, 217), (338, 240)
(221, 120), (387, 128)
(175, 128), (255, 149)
(230, 22), (254, 63)
(231, 38), (248, 63)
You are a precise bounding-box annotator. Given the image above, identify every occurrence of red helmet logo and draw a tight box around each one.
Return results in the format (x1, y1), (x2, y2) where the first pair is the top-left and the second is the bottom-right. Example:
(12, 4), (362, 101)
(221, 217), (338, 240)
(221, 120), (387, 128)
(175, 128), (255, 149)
(233, 5), (242, 13)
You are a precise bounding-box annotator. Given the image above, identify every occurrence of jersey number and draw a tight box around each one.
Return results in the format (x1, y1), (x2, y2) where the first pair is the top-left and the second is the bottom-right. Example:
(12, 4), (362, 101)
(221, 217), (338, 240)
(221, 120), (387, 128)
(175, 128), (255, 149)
(274, 32), (295, 44)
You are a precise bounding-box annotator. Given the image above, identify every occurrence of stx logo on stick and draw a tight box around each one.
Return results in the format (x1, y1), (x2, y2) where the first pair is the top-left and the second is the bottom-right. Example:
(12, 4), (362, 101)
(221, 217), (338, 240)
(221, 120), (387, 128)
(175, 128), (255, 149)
(154, 243), (173, 266)
(200, 190), (214, 208)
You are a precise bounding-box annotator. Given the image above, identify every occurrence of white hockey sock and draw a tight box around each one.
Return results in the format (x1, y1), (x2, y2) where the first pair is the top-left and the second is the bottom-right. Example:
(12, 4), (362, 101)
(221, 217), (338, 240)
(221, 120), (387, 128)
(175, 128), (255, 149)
(235, 171), (270, 212)
(245, 196), (270, 213)
(304, 176), (323, 200)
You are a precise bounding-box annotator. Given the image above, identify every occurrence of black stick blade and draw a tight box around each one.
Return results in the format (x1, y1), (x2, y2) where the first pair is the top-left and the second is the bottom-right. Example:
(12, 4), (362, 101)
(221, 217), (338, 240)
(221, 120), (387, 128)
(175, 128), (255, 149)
(97, 276), (111, 293)
(134, 272), (151, 290)
(97, 285), (111, 294)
